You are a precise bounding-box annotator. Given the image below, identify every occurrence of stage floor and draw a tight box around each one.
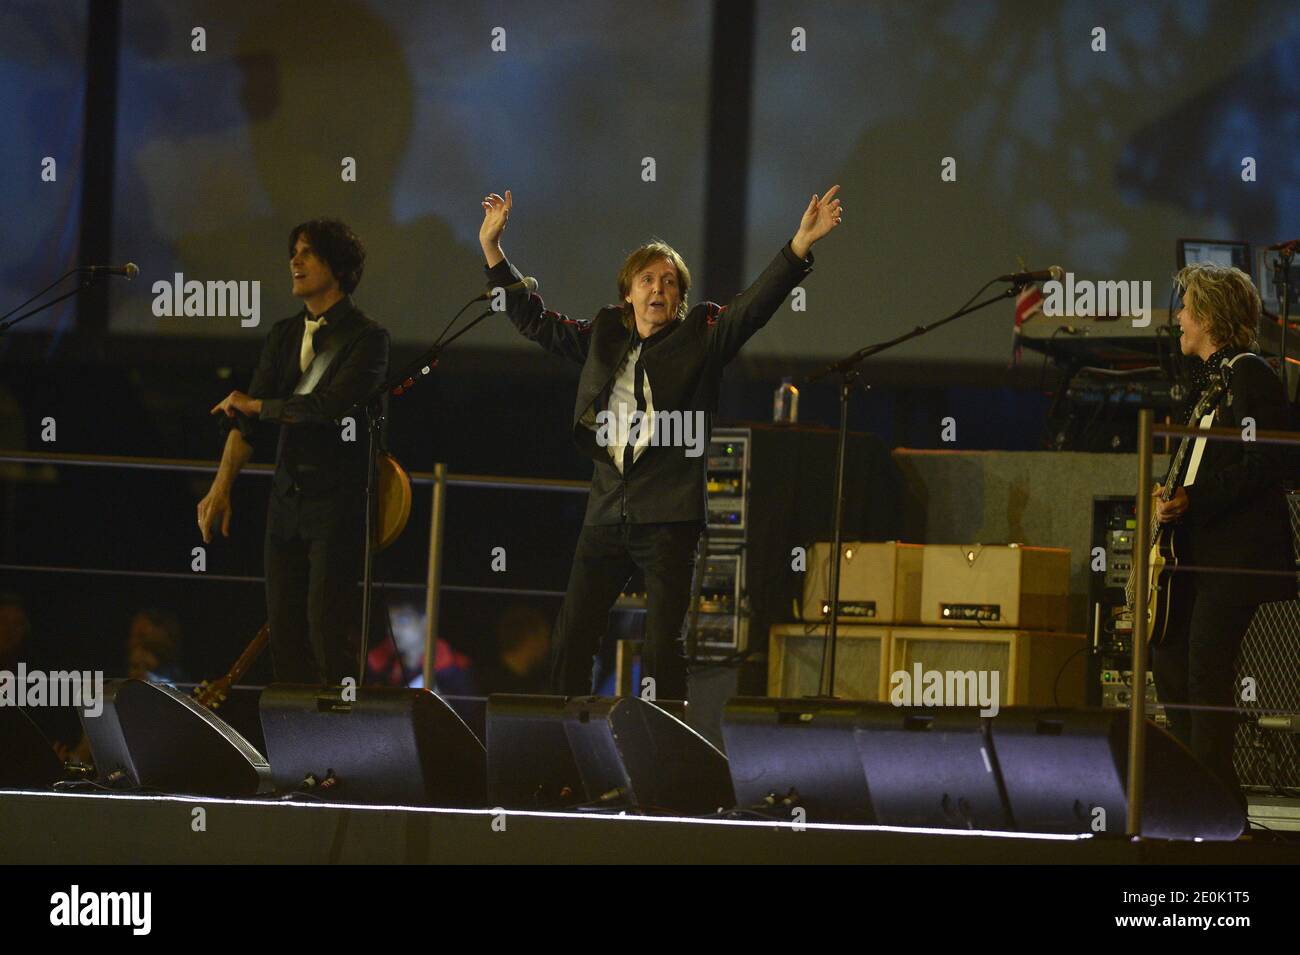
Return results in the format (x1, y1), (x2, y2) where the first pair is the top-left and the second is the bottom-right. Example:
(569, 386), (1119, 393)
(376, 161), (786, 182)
(4, 789), (1298, 865)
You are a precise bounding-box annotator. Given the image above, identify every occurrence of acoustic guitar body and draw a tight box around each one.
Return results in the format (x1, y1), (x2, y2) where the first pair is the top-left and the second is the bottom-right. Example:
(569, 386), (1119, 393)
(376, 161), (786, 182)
(375, 452), (412, 553)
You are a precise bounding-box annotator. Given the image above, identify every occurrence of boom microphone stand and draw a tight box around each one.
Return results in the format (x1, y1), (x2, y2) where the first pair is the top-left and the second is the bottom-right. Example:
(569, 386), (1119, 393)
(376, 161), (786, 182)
(804, 278), (1029, 697)
(1272, 240), (1297, 405)
(0, 267), (123, 336)
(353, 295), (499, 685)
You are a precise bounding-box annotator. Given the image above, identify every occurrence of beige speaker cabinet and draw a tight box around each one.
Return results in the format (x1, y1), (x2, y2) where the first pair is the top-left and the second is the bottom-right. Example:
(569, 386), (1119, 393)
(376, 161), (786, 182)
(887, 627), (1086, 707)
(801, 541), (924, 625)
(920, 544), (1069, 631)
(768, 623), (889, 701)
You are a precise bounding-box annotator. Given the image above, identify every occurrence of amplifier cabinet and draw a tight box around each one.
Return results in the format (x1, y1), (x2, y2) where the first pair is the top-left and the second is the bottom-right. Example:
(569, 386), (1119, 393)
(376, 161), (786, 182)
(801, 541), (924, 625)
(920, 544), (1070, 631)
(887, 627), (1086, 707)
(768, 623), (889, 701)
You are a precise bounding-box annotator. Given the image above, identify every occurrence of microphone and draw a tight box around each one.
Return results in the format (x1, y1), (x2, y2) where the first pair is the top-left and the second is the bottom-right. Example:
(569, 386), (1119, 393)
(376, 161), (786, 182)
(476, 276), (537, 301)
(81, 263), (139, 280)
(996, 266), (1064, 284)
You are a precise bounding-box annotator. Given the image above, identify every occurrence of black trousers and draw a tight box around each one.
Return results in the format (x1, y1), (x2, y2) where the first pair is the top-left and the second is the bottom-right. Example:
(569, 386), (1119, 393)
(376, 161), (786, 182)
(551, 520), (703, 701)
(1150, 575), (1257, 796)
(264, 484), (366, 685)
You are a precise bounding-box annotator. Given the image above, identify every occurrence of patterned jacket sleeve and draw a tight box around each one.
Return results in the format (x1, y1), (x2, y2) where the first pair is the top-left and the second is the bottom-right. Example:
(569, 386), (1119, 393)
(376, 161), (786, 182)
(486, 257), (592, 365)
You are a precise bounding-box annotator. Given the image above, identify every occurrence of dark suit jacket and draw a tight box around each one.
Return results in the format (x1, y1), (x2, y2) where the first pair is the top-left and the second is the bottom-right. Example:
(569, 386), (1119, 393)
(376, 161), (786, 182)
(1178, 351), (1296, 605)
(224, 295), (390, 499)
(488, 243), (814, 524)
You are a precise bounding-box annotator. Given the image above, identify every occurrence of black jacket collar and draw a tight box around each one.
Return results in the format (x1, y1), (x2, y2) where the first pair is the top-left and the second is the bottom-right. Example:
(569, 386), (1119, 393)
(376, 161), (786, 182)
(629, 315), (682, 351)
(302, 295), (358, 342)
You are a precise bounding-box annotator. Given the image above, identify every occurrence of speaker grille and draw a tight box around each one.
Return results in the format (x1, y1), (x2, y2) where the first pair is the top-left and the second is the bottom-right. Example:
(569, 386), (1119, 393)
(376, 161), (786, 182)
(777, 629), (883, 700)
(1231, 492), (1300, 790)
(891, 638), (1011, 706)
(1234, 599), (1300, 789)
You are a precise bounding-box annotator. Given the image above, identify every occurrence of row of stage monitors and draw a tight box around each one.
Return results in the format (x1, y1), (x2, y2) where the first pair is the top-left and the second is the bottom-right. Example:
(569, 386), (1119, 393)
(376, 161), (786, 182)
(0, 680), (1245, 840)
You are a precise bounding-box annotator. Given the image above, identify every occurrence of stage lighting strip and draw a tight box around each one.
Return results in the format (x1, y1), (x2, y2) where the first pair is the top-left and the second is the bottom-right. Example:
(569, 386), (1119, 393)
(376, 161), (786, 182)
(0, 788), (1089, 841)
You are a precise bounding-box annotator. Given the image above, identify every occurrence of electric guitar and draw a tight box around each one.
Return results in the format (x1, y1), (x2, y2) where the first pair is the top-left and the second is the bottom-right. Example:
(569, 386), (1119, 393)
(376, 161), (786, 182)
(1125, 377), (1226, 645)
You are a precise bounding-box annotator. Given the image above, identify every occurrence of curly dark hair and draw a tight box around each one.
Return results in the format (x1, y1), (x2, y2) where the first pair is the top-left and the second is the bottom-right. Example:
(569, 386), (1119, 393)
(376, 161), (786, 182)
(288, 218), (366, 294)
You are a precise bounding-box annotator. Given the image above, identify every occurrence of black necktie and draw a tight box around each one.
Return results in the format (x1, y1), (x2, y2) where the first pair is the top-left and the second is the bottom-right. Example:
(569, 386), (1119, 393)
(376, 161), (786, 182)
(622, 355), (645, 474)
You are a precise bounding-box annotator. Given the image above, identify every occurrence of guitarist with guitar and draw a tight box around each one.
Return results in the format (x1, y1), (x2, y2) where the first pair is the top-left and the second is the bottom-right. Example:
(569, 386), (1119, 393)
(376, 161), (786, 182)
(197, 219), (391, 686)
(1147, 262), (1294, 800)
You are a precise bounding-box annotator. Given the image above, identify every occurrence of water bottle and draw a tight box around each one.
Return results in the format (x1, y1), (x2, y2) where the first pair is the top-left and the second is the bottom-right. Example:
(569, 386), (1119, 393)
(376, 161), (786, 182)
(773, 377), (799, 424)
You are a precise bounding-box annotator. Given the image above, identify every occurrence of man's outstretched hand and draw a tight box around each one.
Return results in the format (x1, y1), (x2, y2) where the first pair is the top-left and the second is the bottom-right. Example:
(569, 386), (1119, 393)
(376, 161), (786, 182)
(791, 184), (843, 260)
(480, 190), (512, 268)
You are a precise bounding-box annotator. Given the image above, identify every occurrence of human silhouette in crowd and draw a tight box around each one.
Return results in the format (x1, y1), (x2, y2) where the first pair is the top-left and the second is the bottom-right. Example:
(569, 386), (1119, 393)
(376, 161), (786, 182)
(474, 603), (552, 696)
(126, 608), (188, 684)
(0, 592), (29, 672)
(364, 600), (476, 693)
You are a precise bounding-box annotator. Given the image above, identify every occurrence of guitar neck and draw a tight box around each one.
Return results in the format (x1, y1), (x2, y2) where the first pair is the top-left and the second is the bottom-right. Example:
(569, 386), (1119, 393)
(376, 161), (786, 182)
(196, 623), (270, 706)
(1131, 380), (1224, 583)
(226, 623), (270, 685)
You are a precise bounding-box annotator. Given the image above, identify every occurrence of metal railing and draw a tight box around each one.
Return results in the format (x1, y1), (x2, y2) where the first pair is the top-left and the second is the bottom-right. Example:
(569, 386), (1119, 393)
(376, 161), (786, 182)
(0, 449), (588, 689)
(9, 430), (1297, 837)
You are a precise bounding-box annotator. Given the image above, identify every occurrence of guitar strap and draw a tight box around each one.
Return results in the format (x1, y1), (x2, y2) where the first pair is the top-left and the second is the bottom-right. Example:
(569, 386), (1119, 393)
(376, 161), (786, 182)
(1219, 350), (1260, 403)
(1186, 352), (1257, 487)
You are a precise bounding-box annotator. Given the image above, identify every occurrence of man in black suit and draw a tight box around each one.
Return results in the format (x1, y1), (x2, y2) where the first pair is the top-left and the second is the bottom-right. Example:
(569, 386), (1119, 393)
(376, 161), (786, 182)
(478, 187), (843, 700)
(197, 219), (389, 684)
(1153, 262), (1294, 797)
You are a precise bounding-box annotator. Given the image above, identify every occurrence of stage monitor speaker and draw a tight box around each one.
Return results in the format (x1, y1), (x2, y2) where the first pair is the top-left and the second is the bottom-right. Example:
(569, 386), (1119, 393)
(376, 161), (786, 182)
(176, 682), (265, 754)
(487, 694), (734, 814)
(990, 707), (1246, 840)
(727, 699), (1010, 829)
(486, 694), (584, 810)
(81, 679), (272, 797)
(565, 696), (734, 814)
(442, 695), (487, 746)
(725, 699), (1245, 838)
(0, 706), (64, 789)
(854, 705), (1009, 829)
(259, 684), (486, 807)
(721, 698), (876, 823)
